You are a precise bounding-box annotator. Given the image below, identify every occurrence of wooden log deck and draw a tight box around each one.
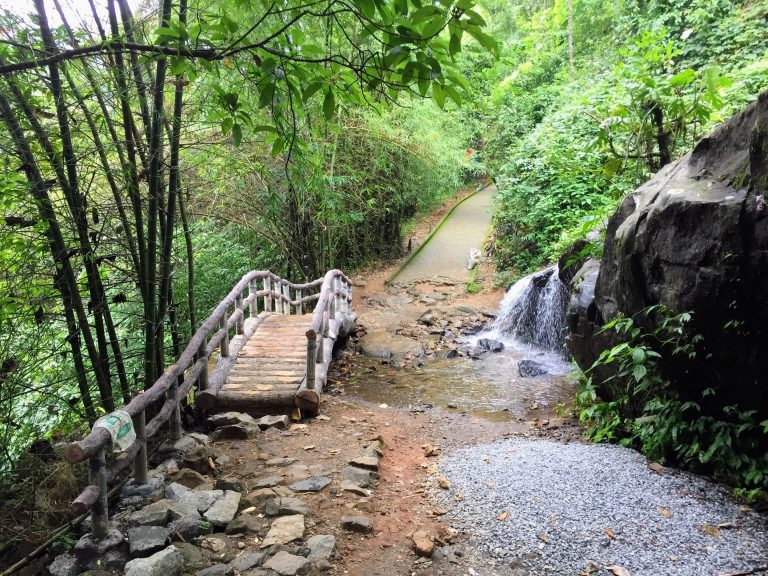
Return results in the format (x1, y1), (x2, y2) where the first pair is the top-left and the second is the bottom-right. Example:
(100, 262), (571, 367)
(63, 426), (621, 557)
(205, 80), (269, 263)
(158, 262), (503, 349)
(214, 313), (321, 415)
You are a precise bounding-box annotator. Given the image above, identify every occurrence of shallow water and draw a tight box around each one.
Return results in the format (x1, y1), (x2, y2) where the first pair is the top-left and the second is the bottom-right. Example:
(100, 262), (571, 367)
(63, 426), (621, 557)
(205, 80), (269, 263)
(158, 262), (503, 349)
(345, 341), (576, 422)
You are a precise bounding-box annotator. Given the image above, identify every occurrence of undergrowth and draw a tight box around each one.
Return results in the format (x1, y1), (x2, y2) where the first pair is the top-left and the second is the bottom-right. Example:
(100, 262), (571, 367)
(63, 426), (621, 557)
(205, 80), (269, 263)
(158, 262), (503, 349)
(576, 305), (768, 500)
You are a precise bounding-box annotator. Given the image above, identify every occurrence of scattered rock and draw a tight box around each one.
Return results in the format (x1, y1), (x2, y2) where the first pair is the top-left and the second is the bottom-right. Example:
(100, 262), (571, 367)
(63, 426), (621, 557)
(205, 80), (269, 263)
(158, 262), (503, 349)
(200, 536), (230, 554)
(252, 474), (283, 489)
(258, 415), (290, 430)
(124, 546), (184, 576)
(265, 497), (310, 517)
(436, 476), (451, 489)
(210, 425), (254, 441)
(165, 482), (191, 502)
(172, 543), (206, 571)
(340, 516), (373, 533)
(178, 489), (224, 513)
(261, 515), (306, 547)
(207, 412), (257, 427)
(412, 530), (434, 557)
(48, 553), (78, 576)
(306, 535), (336, 562)
(128, 526), (170, 557)
(263, 551), (311, 576)
(204, 491), (241, 527)
(341, 480), (370, 497)
(196, 564), (234, 576)
(225, 513), (265, 534)
(121, 472), (165, 500)
(215, 477), (247, 493)
(167, 516), (213, 540)
(289, 476), (331, 492)
(243, 488), (278, 510)
(478, 338), (505, 352)
(358, 330), (424, 361)
(348, 456), (379, 471)
(74, 528), (125, 562)
(170, 468), (211, 490)
(230, 550), (265, 571)
(518, 360), (548, 378)
(341, 466), (379, 488)
(265, 457), (297, 467)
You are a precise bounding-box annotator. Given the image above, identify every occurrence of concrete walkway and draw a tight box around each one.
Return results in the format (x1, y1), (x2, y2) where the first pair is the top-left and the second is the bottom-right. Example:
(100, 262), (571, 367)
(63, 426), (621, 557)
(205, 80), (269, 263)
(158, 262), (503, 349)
(392, 186), (495, 284)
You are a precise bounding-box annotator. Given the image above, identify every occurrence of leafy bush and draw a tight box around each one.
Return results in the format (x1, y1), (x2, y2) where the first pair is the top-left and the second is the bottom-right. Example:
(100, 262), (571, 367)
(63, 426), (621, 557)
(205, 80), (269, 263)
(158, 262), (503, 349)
(577, 305), (768, 495)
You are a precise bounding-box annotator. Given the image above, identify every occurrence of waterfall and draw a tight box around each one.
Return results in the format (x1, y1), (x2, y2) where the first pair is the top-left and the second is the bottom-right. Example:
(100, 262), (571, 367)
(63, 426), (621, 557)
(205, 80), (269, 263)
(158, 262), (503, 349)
(490, 266), (570, 353)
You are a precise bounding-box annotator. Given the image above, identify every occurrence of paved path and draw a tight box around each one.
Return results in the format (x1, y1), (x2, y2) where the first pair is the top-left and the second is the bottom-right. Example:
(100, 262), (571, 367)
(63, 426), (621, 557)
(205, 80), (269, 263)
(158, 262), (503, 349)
(392, 186), (494, 284)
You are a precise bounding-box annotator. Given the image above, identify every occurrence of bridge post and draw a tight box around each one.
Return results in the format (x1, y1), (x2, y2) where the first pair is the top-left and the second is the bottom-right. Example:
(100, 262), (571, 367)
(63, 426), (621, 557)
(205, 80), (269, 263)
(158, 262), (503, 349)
(347, 283), (352, 313)
(219, 316), (229, 357)
(198, 339), (208, 390)
(275, 280), (282, 314)
(90, 447), (108, 539)
(248, 279), (257, 317)
(306, 329), (317, 390)
(132, 408), (148, 484)
(297, 289), (303, 315)
(236, 294), (245, 335)
(264, 277), (272, 312)
(316, 312), (326, 363)
(168, 378), (183, 442)
(329, 288), (336, 320)
(282, 283), (291, 314)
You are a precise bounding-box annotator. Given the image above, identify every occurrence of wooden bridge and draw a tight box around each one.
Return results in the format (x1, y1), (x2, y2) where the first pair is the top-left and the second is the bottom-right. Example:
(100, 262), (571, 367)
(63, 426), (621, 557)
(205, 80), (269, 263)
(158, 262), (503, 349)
(62, 269), (355, 539)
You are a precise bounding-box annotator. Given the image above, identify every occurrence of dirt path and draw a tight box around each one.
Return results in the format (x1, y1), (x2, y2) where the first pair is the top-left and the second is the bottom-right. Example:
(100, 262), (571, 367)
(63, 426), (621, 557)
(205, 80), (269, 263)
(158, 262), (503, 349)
(391, 186), (495, 285)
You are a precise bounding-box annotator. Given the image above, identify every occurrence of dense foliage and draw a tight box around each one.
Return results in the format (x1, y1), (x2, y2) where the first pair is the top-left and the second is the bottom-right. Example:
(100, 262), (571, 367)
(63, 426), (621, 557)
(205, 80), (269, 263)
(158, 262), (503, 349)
(577, 306), (768, 497)
(464, 0), (768, 278)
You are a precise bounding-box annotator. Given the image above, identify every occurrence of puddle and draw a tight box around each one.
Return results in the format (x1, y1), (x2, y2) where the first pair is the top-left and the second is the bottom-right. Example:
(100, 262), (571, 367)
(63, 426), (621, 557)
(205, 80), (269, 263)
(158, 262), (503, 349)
(343, 342), (576, 422)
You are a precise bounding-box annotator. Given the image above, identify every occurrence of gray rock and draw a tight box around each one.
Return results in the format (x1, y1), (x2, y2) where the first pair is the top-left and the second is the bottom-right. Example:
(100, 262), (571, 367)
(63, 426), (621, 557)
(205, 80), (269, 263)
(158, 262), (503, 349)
(178, 489), (224, 513)
(172, 543), (206, 570)
(288, 476), (331, 492)
(340, 516), (372, 533)
(260, 515), (305, 547)
(477, 338), (504, 352)
(170, 468), (211, 489)
(155, 459), (179, 475)
(124, 546), (184, 576)
(258, 415), (290, 430)
(518, 360), (548, 378)
(265, 457), (297, 467)
(167, 516), (213, 540)
(165, 482), (191, 502)
(265, 497), (309, 517)
(306, 535), (335, 562)
(341, 466), (379, 488)
(229, 551), (265, 571)
(121, 471), (165, 499)
(357, 330), (424, 361)
(207, 412), (257, 427)
(211, 425), (255, 441)
(341, 480), (370, 497)
(204, 490), (241, 527)
(103, 547), (129, 570)
(263, 551), (311, 576)
(252, 474), (283, 488)
(242, 488), (278, 510)
(128, 526), (170, 557)
(74, 528), (125, 561)
(225, 513), (265, 534)
(215, 477), (247, 492)
(348, 456), (379, 471)
(167, 499), (201, 521)
(196, 564), (234, 576)
(48, 553), (79, 576)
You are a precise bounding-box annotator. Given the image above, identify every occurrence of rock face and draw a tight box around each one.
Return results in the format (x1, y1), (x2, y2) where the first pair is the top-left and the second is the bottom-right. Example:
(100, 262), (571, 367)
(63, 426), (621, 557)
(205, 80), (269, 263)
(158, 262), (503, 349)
(566, 91), (768, 411)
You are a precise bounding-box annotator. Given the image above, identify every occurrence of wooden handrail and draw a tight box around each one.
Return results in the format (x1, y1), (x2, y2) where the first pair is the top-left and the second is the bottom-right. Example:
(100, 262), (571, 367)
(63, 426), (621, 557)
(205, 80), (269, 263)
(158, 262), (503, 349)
(63, 268), (352, 540)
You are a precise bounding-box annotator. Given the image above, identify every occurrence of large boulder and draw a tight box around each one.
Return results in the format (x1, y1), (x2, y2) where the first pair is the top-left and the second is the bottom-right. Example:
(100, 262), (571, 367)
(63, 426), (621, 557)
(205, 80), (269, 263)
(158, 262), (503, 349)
(566, 91), (768, 411)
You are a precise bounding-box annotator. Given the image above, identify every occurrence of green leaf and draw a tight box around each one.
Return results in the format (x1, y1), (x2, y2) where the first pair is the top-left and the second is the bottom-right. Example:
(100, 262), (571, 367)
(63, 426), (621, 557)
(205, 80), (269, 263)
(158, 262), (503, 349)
(432, 83), (445, 108)
(220, 117), (233, 135)
(323, 90), (335, 120)
(463, 9), (486, 26)
(466, 27), (498, 55)
(631, 348), (646, 363)
(303, 81), (324, 101)
(449, 32), (461, 57)
(253, 124), (277, 133)
(231, 123), (242, 147)
(632, 364), (647, 381)
(258, 83), (275, 108)
(354, 0), (376, 19)
(421, 16), (446, 39)
(668, 68), (696, 87)
(154, 26), (180, 39)
(271, 137), (284, 156)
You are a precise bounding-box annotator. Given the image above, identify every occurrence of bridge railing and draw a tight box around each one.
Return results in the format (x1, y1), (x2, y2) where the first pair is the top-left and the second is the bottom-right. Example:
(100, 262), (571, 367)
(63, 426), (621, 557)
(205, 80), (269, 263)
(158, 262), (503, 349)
(62, 269), (352, 540)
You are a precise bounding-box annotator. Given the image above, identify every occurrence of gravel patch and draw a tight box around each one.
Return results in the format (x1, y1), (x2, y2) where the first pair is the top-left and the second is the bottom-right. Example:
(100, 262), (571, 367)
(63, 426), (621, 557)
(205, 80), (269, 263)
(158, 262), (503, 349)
(433, 437), (768, 576)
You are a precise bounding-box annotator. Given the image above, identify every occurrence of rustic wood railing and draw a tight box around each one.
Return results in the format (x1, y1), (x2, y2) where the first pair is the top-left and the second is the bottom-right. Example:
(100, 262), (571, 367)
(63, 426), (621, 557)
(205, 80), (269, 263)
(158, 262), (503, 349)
(62, 269), (352, 540)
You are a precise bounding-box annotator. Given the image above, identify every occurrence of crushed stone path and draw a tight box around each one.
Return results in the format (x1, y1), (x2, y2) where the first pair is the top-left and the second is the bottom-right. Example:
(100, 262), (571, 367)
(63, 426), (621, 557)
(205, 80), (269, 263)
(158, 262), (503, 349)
(392, 185), (494, 284)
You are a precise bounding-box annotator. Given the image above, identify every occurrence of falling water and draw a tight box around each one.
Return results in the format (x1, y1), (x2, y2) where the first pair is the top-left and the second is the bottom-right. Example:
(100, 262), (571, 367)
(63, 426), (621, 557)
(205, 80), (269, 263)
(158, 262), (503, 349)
(492, 266), (570, 352)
